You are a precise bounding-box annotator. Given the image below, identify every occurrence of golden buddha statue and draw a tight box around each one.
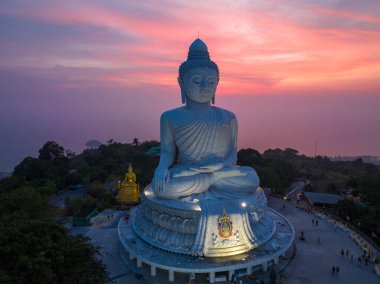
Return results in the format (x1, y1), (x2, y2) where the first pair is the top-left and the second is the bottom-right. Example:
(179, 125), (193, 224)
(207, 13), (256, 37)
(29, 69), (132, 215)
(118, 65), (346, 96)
(117, 164), (140, 204)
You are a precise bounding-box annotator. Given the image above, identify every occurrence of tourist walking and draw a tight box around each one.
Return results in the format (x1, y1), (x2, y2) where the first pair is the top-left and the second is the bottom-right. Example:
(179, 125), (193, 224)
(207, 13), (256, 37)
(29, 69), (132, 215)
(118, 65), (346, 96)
(336, 266), (340, 276)
(346, 249), (349, 257)
(312, 219), (315, 226)
(300, 231), (305, 240)
(341, 249), (344, 257)
(316, 220), (319, 226)
(231, 273), (236, 284)
(332, 266), (335, 276)
(358, 256), (362, 267)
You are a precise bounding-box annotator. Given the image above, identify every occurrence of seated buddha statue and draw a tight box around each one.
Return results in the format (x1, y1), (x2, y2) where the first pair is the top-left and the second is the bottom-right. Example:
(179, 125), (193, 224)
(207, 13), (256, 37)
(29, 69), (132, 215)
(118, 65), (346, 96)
(117, 164), (140, 204)
(152, 39), (259, 200)
(125, 164), (137, 183)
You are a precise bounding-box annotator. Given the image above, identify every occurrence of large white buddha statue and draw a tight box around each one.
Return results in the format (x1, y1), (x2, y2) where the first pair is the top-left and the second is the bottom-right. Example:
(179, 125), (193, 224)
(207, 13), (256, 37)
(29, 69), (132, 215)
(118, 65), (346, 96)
(152, 38), (259, 200)
(132, 39), (275, 258)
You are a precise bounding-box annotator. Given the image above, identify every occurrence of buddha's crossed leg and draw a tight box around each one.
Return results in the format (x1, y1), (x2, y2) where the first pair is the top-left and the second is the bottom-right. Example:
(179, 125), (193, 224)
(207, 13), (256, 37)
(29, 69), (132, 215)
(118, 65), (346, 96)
(153, 166), (259, 200)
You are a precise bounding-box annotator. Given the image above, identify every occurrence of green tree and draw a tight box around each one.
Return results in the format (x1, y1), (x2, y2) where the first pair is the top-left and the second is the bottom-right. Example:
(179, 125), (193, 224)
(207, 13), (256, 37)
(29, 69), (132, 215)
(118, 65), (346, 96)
(237, 148), (265, 167)
(0, 186), (54, 219)
(0, 175), (28, 190)
(358, 176), (380, 206)
(14, 157), (57, 181)
(88, 181), (105, 199)
(39, 141), (67, 163)
(101, 191), (117, 210)
(66, 172), (82, 186)
(0, 218), (107, 283)
(336, 199), (361, 223)
(237, 148), (297, 193)
(65, 196), (97, 217)
(38, 179), (57, 195)
(0, 187), (108, 283)
(133, 137), (140, 146)
(13, 157), (64, 190)
(304, 183), (314, 192)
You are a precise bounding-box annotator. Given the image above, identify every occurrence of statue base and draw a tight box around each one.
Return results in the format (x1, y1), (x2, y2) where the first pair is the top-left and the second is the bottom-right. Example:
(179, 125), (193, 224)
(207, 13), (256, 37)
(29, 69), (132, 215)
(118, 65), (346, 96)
(132, 186), (276, 257)
(119, 205), (295, 282)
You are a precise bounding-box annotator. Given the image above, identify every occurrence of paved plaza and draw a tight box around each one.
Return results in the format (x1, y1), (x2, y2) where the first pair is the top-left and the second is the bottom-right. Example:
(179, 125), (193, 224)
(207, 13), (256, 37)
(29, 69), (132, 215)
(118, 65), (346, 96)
(269, 198), (378, 284)
(69, 199), (379, 284)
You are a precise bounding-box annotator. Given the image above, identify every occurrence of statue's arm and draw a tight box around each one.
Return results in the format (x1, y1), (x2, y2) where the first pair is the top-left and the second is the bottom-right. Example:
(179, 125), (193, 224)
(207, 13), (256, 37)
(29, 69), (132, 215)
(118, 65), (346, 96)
(224, 114), (238, 166)
(158, 113), (176, 168)
(153, 113), (176, 191)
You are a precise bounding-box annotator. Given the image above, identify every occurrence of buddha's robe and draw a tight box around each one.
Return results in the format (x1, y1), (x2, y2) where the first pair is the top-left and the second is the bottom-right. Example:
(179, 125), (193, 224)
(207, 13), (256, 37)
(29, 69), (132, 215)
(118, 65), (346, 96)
(152, 106), (259, 199)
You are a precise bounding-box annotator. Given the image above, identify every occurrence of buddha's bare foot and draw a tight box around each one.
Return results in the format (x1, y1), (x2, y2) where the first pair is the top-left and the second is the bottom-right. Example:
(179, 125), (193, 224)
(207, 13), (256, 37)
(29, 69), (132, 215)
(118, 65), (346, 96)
(212, 167), (246, 181)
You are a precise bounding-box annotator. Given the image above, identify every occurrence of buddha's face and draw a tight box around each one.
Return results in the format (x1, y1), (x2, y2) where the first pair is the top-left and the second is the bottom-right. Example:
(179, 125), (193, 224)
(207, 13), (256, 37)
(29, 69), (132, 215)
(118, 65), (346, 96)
(179, 67), (218, 104)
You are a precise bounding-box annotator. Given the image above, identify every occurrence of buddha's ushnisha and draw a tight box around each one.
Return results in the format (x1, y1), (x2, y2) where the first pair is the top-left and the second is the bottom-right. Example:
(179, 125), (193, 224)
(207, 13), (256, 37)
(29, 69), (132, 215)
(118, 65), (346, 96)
(152, 39), (259, 199)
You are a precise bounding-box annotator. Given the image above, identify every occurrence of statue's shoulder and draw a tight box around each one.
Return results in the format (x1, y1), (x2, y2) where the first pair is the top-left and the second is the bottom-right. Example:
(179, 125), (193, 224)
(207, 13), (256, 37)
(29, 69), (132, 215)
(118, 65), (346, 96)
(212, 106), (236, 121)
(160, 107), (185, 123)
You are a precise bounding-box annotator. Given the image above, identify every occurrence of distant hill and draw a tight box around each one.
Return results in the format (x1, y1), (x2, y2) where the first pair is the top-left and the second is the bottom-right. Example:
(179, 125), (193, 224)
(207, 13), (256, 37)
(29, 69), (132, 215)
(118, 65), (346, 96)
(85, 140), (103, 149)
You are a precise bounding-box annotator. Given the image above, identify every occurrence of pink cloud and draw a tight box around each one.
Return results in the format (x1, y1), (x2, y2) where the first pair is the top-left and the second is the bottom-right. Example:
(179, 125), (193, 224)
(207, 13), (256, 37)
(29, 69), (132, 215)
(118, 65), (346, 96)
(1, 1), (379, 95)
(1, 1), (380, 170)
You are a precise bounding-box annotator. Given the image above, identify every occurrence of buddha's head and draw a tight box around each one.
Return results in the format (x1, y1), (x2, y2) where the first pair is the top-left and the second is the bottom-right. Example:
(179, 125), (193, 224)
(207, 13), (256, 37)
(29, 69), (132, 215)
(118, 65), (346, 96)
(178, 39), (219, 104)
(128, 164), (133, 174)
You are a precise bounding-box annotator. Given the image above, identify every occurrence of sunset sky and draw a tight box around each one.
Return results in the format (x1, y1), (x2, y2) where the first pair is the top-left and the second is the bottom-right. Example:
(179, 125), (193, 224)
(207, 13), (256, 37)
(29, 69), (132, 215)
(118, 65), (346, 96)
(1, 0), (380, 171)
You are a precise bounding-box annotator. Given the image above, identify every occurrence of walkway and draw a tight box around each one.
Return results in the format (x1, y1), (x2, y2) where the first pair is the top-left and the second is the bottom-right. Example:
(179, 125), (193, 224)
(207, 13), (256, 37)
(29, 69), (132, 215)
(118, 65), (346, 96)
(269, 197), (378, 284)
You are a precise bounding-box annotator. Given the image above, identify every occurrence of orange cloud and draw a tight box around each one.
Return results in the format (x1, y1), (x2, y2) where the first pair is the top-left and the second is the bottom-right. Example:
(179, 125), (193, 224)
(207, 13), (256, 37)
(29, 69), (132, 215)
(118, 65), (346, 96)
(1, 0), (379, 95)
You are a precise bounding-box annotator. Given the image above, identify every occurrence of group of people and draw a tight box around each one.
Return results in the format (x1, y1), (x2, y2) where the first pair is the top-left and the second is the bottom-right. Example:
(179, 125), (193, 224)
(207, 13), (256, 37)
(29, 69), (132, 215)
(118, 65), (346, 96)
(312, 219), (321, 243)
(298, 219), (321, 243)
(340, 248), (371, 268)
(331, 265), (340, 276)
(134, 272), (144, 280)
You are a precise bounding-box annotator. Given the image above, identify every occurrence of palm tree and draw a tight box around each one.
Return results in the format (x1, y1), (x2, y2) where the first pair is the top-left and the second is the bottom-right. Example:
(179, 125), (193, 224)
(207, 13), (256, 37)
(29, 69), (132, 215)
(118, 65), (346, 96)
(132, 138), (140, 147)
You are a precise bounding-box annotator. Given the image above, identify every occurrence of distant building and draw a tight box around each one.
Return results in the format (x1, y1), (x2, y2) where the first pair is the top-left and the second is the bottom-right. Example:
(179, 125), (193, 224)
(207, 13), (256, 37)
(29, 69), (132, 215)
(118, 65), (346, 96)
(145, 146), (160, 157)
(304, 192), (343, 208)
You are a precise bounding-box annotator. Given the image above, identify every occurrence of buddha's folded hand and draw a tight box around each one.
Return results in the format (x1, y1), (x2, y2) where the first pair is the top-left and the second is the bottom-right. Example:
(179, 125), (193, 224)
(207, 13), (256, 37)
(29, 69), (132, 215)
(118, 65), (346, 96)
(152, 167), (170, 192)
(171, 169), (200, 177)
(189, 163), (224, 173)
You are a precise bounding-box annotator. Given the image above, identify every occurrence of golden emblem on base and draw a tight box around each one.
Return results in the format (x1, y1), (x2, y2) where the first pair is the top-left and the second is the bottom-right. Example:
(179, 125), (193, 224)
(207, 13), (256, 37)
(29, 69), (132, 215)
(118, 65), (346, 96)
(218, 208), (233, 238)
(117, 164), (140, 204)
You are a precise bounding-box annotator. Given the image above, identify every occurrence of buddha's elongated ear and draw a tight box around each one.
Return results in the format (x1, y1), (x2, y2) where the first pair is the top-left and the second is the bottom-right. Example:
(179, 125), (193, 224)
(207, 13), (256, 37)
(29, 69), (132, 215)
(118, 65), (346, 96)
(212, 78), (219, 105)
(178, 77), (186, 104)
(181, 90), (186, 104)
